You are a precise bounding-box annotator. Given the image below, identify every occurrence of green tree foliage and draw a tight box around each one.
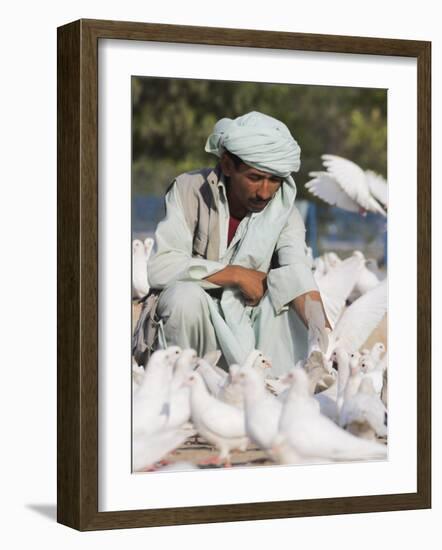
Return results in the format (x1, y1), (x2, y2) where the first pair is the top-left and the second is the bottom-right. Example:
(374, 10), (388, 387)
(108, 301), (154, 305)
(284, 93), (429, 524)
(132, 77), (387, 199)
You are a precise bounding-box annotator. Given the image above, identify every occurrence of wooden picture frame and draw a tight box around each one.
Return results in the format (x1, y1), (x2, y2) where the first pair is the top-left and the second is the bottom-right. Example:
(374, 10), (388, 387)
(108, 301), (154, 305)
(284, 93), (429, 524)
(57, 18), (431, 531)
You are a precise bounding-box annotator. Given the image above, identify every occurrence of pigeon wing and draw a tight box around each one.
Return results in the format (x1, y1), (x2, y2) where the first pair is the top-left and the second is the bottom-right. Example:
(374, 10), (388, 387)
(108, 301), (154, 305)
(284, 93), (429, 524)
(305, 171), (360, 212)
(196, 360), (225, 395)
(331, 279), (387, 354)
(321, 154), (386, 215)
(366, 170), (388, 208)
(288, 410), (386, 460)
(317, 255), (364, 327)
(133, 428), (192, 471)
(199, 398), (246, 439)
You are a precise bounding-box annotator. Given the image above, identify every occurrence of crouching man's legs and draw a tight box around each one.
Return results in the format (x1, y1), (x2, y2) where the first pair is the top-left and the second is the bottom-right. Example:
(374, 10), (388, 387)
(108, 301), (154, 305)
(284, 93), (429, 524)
(156, 282), (219, 357)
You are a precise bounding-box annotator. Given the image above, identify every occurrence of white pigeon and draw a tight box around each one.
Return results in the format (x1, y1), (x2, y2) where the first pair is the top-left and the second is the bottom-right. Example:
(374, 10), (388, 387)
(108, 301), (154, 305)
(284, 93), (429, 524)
(132, 347), (189, 471)
(276, 359), (307, 404)
(144, 237), (154, 262)
(132, 347), (179, 436)
(132, 239), (150, 299)
(339, 376), (387, 440)
(196, 357), (226, 396)
(325, 278), (388, 359)
(316, 346), (357, 403)
(304, 351), (336, 394)
(313, 256), (327, 280)
(132, 359), (145, 393)
(351, 251), (381, 297)
(368, 342), (386, 364)
(303, 351), (337, 418)
(312, 347), (351, 422)
(167, 349), (199, 429)
(185, 371), (248, 466)
(306, 154), (387, 216)
(313, 252), (342, 279)
(217, 349), (272, 408)
(217, 364), (245, 408)
(342, 358), (365, 404)
(360, 356), (385, 396)
(312, 348), (360, 421)
(203, 350), (228, 382)
(364, 170), (388, 210)
(316, 254), (365, 327)
(243, 349), (272, 372)
(323, 252), (342, 271)
(265, 376), (290, 396)
(339, 358), (385, 439)
(270, 433), (328, 465)
(314, 389), (339, 423)
(238, 364), (283, 453)
(278, 366), (387, 462)
(133, 428), (192, 472)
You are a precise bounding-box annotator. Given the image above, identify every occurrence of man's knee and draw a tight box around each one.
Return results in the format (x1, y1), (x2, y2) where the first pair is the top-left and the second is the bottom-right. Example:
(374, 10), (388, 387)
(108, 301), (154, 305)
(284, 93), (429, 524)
(157, 282), (208, 324)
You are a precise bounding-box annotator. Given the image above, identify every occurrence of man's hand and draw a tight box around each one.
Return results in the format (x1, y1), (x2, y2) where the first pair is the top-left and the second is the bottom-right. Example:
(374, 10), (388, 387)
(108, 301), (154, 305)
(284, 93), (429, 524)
(235, 266), (267, 306)
(204, 265), (267, 306)
(290, 291), (332, 330)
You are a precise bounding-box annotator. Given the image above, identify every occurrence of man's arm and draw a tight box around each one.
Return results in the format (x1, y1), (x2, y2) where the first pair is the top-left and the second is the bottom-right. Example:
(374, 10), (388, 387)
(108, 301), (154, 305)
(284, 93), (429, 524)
(205, 265), (267, 305)
(291, 290), (332, 329)
(266, 206), (328, 324)
(147, 182), (225, 289)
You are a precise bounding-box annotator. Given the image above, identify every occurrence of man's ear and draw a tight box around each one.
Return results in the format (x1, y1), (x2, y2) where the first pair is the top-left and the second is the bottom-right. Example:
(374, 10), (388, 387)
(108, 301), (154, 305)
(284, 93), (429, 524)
(219, 152), (234, 176)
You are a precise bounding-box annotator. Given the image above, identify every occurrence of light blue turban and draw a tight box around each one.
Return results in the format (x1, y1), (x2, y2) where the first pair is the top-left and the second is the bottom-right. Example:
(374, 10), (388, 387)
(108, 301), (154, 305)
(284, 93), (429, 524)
(205, 111), (301, 178)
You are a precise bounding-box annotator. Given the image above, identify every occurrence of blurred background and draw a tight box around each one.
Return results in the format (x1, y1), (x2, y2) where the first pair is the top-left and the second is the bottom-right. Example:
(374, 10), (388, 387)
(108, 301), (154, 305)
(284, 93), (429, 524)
(132, 76), (387, 266)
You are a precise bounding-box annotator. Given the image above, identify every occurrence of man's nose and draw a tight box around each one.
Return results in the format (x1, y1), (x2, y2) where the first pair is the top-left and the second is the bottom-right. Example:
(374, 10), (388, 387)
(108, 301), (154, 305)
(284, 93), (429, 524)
(256, 180), (273, 201)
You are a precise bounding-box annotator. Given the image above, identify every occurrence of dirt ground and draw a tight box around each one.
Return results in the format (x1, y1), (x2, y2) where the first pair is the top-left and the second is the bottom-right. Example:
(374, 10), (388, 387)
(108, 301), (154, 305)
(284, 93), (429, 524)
(165, 437), (273, 469)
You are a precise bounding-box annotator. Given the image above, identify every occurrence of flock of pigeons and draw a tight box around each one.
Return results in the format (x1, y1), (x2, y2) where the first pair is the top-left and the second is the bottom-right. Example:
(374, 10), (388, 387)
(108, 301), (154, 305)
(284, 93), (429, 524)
(131, 153), (388, 472)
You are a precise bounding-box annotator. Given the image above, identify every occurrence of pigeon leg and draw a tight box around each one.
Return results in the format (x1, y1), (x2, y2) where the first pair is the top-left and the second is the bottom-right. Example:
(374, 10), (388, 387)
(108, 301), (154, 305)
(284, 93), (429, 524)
(156, 459), (172, 466)
(198, 455), (222, 466)
(139, 464), (158, 472)
(219, 448), (233, 468)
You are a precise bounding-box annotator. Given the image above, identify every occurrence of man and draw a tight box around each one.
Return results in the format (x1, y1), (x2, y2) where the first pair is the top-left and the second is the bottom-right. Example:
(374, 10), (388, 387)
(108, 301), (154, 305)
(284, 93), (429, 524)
(141, 111), (328, 376)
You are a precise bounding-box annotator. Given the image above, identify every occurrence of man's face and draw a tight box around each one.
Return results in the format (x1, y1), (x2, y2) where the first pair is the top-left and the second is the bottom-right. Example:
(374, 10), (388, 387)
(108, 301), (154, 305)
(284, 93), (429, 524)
(220, 154), (283, 216)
